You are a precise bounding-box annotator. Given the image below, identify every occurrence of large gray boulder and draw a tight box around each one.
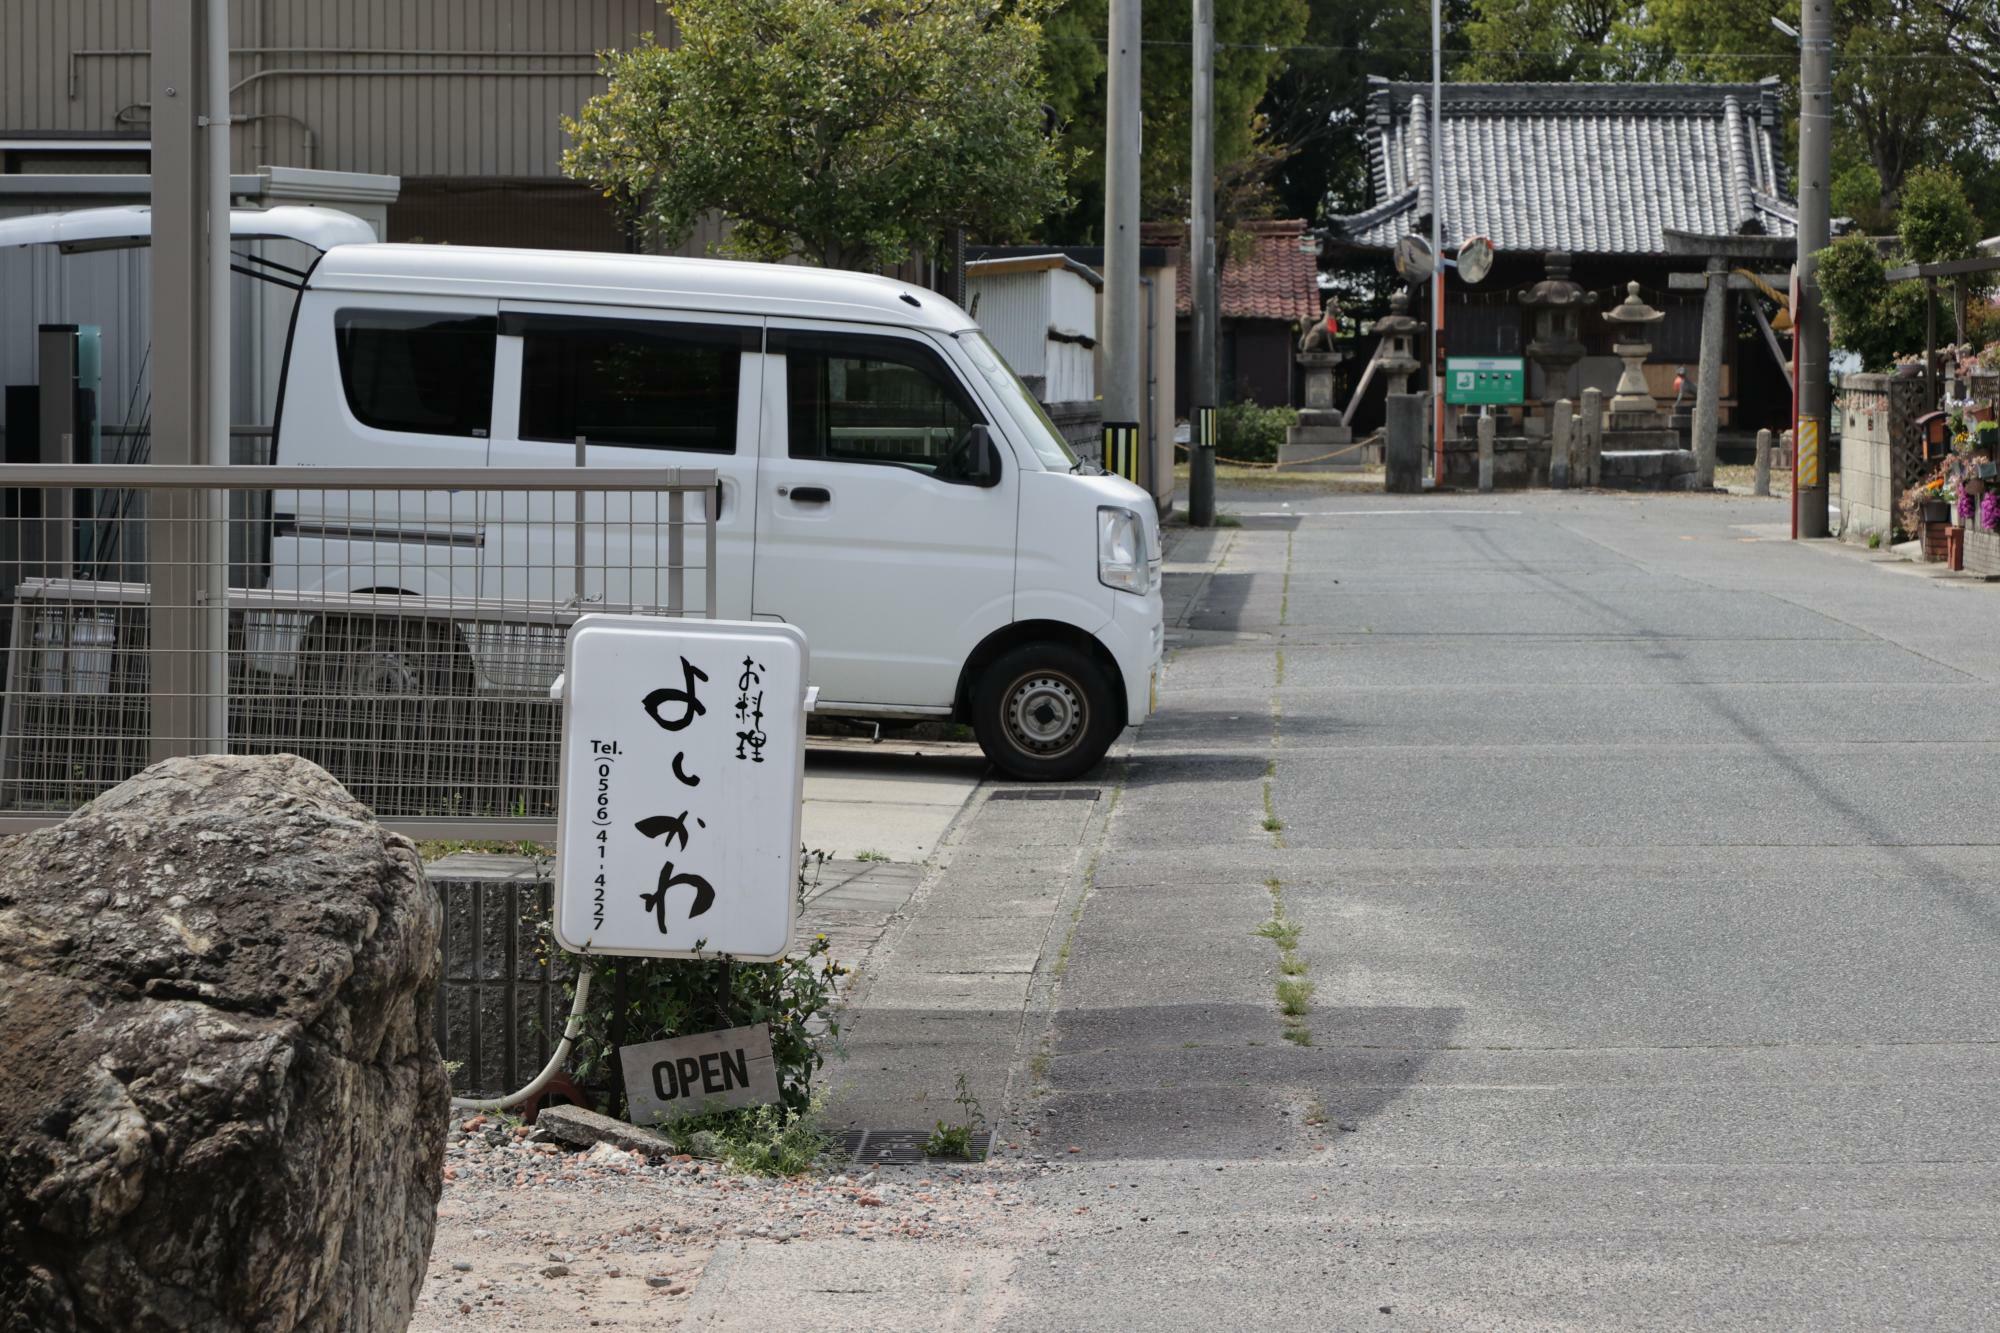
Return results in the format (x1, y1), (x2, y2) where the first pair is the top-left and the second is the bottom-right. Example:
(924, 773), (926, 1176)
(0, 755), (449, 1331)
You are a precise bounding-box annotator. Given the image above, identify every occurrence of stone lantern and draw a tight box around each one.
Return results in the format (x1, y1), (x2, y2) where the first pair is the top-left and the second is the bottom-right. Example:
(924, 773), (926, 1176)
(1602, 280), (1667, 424)
(1372, 288), (1425, 396)
(1519, 251), (1595, 437)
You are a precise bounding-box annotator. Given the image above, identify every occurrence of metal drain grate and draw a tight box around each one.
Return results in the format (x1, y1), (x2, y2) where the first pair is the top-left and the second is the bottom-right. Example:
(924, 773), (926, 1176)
(987, 788), (1101, 802)
(836, 1128), (994, 1165)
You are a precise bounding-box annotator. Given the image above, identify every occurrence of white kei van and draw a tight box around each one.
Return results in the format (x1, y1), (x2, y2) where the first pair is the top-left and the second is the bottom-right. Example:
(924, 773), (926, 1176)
(267, 244), (1163, 780)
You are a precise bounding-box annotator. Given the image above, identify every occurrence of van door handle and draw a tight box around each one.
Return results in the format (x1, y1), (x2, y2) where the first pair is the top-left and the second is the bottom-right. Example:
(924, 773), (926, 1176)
(785, 486), (832, 504)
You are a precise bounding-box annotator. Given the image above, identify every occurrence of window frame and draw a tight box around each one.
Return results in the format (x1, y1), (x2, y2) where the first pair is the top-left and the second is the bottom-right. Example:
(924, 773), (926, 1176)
(769, 328), (998, 485)
(503, 311), (760, 457)
(332, 306), (499, 439)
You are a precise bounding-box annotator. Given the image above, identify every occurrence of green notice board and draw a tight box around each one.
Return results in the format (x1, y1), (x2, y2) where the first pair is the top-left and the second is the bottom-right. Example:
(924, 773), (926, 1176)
(1445, 356), (1525, 406)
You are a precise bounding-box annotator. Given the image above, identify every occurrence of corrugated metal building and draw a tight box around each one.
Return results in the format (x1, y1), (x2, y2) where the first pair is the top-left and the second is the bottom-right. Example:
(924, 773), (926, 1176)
(0, 3), (683, 454)
(3, 0), (667, 249)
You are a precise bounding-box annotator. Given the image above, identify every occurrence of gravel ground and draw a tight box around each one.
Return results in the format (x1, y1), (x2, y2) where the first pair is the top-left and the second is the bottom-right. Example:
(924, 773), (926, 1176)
(409, 1113), (1056, 1330)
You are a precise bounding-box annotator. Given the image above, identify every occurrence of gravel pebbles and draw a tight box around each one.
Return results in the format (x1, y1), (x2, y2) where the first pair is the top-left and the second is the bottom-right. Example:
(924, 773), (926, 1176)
(409, 1112), (1059, 1330)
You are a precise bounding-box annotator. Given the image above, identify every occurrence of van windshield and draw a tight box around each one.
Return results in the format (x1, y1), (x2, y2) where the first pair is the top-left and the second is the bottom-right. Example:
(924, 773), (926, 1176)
(958, 332), (1080, 472)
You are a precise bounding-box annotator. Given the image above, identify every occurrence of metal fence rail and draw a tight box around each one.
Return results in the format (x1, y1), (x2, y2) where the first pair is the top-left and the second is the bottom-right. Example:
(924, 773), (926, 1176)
(0, 462), (717, 836)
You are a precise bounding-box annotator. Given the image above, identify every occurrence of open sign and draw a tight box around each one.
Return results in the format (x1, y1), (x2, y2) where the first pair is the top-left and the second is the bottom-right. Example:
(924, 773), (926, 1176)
(619, 1023), (781, 1124)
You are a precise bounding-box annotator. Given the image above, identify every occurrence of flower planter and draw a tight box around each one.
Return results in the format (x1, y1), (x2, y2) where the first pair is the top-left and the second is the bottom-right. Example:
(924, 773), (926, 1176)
(1920, 499), (1952, 524)
(1963, 523), (2000, 577)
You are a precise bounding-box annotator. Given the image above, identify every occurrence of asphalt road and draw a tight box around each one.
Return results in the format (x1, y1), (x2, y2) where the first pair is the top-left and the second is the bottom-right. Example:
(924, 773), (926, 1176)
(1006, 489), (2000, 1329)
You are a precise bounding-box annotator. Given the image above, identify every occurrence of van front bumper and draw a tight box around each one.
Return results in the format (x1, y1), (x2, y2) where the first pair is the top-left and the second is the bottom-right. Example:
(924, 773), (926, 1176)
(1100, 586), (1165, 727)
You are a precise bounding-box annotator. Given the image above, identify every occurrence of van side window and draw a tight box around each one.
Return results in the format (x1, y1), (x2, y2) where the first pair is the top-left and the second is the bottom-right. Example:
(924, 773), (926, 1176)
(334, 309), (496, 437)
(516, 316), (745, 454)
(778, 332), (988, 477)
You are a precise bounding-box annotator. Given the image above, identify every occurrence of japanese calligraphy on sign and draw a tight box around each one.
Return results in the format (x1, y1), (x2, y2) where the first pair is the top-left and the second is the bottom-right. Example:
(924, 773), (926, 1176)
(554, 616), (808, 961)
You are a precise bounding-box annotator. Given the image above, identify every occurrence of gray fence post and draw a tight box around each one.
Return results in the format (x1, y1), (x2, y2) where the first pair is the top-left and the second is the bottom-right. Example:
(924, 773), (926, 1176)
(1754, 428), (1772, 496)
(1385, 393), (1425, 494)
(1550, 397), (1574, 489)
(1477, 412), (1496, 493)
(1580, 387), (1605, 487)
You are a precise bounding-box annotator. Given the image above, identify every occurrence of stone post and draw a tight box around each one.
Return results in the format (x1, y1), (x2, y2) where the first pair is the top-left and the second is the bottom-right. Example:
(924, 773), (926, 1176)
(1477, 411), (1495, 493)
(1385, 393), (1425, 494)
(1550, 397), (1574, 489)
(1580, 387), (1605, 486)
(1691, 256), (1727, 490)
(1754, 428), (1772, 496)
(1781, 428), (1793, 470)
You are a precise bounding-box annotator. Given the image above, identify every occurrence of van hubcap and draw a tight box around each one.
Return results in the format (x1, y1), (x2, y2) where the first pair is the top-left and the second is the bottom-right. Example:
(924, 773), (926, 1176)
(1005, 673), (1084, 756)
(345, 640), (422, 696)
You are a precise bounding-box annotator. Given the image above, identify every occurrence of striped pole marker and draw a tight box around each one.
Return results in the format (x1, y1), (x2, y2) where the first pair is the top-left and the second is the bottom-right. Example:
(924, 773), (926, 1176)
(1102, 420), (1141, 482)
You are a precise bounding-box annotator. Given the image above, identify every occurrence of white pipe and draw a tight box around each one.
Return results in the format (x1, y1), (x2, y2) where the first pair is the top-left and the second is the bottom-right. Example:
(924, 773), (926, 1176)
(203, 0), (231, 751)
(448, 968), (593, 1113)
(207, 0), (230, 470)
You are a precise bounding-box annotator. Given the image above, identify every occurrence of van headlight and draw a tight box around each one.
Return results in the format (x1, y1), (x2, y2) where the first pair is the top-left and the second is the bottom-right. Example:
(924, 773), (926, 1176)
(1098, 505), (1150, 595)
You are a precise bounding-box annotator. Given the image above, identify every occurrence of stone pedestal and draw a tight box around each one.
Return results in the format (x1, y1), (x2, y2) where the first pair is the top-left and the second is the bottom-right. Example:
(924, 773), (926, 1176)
(1609, 339), (1658, 417)
(1282, 350), (1363, 468)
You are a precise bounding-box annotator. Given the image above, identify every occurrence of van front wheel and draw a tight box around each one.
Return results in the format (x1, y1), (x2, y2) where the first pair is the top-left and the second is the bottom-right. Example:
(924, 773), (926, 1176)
(973, 643), (1120, 782)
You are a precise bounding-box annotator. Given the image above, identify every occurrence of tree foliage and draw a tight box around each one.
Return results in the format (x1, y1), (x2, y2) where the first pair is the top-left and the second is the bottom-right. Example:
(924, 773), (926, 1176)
(1041, 0), (1307, 235)
(1817, 234), (1928, 370)
(1460, 0), (1645, 81)
(562, 0), (1070, 268)
(1466, 0), (1986, 203)
(1897, 164), (1979, 264)
(1262, 0), (1448, 222)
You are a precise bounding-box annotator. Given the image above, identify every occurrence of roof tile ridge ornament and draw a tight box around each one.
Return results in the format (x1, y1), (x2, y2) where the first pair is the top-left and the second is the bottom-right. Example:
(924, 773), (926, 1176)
(1722, 95), (1757, 232)
(1408, 91), (1432, 227)
(1325, 185), (1420, 232)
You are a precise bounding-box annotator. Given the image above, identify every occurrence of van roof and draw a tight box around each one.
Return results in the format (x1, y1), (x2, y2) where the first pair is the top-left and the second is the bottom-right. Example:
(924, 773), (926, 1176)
(307, 243), (976, 333)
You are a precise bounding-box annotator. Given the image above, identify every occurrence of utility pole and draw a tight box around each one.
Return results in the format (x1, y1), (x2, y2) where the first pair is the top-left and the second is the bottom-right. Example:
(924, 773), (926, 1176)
(1795, 0), (1832, 538)
(1188, 0), (1217, 526)
(1102, 0), (1143, 486)
(1430, 0), (1445, 483)
(149, 0), (231, 759)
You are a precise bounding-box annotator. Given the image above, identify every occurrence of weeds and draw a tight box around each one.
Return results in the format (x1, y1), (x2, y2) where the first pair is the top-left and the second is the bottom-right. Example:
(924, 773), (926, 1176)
(854, 849), (891, 862)
(1261, 772), (1284, 838)
(1254, 917), (1301, 950)
(1257, 877), (1311, 1042)
(657, 1099), (831, 1177)
(924, 1073), (987, 1160)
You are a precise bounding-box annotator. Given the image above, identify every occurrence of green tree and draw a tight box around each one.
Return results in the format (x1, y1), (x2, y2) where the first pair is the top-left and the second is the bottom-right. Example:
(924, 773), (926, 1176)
(1262, 0), (1447, 222)
(1817, 233), (1927, 370)
(1897, 164), (1979, 264)
(1634, 0), (1980, 201)
(562, 0), (1070, 268)
(1460, 0), (1645, 80)
(1831, 162), (1892, 234)
(1041, 0), (1307, 236)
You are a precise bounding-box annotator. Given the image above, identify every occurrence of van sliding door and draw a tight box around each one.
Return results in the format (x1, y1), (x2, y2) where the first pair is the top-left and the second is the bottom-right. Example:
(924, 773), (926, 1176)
(484, 303), (762, 631)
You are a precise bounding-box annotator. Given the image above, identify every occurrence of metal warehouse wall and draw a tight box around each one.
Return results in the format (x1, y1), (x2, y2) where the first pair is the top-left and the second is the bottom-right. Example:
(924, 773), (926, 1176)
(3, 1), (663, 178)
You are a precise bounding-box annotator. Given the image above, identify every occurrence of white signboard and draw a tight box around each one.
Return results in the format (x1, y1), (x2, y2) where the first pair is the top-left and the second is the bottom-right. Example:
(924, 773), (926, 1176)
(620, 1024), (781, 1124)
(554, 616), (807, 961)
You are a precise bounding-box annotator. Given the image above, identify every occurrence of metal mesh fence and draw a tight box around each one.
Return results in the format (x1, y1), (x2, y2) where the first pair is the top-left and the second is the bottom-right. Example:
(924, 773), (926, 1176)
(0, 462), (717, 833)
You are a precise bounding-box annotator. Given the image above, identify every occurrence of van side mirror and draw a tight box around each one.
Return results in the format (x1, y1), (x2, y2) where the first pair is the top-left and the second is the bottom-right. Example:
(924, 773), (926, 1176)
(949, 424), (1000, 486)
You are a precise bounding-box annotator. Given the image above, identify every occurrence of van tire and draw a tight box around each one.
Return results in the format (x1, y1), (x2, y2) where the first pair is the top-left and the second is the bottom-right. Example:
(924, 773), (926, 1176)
(972, 642), (1119, 782)
(309, 615), (470, 699)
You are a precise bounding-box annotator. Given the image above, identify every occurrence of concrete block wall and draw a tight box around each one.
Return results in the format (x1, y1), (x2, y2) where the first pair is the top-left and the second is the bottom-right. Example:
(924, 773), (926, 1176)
(1965, 525), (2000, 577)
(1840, 378), (1898, 542)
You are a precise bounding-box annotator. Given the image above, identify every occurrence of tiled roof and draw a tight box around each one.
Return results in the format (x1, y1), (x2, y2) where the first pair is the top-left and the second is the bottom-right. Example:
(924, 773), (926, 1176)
(1172, 219), (1322, 323)
(1326, 78), (1798, 256)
